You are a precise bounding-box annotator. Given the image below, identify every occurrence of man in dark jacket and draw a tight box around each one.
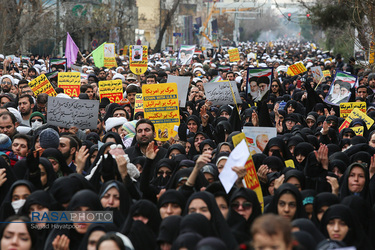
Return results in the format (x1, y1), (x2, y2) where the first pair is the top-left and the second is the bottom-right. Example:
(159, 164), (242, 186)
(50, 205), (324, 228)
(125, 119), (167, 170)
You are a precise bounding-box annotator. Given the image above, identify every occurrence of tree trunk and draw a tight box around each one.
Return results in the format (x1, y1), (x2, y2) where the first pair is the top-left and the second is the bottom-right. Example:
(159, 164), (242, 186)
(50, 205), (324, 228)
(153, 0), (181, 53)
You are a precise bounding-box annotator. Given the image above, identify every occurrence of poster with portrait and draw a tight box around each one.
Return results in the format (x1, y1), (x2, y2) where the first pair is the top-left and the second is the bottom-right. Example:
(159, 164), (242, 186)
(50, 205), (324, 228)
(103, 43), (117, 68)
(178, 45), (195, 65)
(324, 71), (357, 106)
(129, 45), (148, 75)
(242, 126), (277, 155)
(131, 45), (143, 61)
(246, 67), (273, 102)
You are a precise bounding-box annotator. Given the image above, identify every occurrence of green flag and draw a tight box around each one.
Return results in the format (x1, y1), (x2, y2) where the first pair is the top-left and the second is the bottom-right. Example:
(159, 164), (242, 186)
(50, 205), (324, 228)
(92, 42), (106, 68)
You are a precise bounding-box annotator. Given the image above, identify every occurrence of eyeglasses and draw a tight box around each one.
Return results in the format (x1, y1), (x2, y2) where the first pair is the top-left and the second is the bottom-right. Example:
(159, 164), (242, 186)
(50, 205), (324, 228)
(326, 120), (336, 125)
(231, 201), (252, 210)
(271, 85), (278, 88)
(157, 170), (172, 176)
(1, 82), (12, 85)
(31, 119), (43, 123)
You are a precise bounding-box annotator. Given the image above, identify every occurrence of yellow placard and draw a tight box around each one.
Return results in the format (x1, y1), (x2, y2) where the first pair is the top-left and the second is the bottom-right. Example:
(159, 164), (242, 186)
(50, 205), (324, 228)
(340, 102), (366, 118)
(285, 159), (295, 169)
(228, 48), (240, 62)
(98, 80), (123, 103)
(339, 108), (374, 132)
(142, 83), (179, 141)
(134, 93), (144, 114)
(104, 43), (117, 68)
(286, 62), (307, 76)
(28, 74), (57, 97)
(129, 45), (148, 75)
(349, 126), (364, 136)
(58, 72), (80, 97)
(232, 132), (264, 212)
(322, 70), (331, 78)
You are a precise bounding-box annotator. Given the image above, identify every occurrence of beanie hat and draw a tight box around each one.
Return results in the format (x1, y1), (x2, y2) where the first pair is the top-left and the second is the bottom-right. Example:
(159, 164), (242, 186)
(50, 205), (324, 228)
(39, 128), (60, 149)
(368, 73), (375, 81)
(99, 97), (110, 109)
(29, 112), (46, 123)
(122, 120), (137, 136)
(105, 117), (128, 132)
(0, 134), (11, 150)
(306, 115), (316, 122)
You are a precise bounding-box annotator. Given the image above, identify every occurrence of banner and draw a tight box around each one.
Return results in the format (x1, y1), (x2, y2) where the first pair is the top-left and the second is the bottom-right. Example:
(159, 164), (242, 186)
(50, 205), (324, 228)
(339, 108), (374, 132)
(350, 126), (364, 136)
(129, 45), (148, 75)
(286, 62), (307, 76)
(247, 52), (257, 61)
(142, 83), (180, 141)
(47, 97), (99, 129)
(203, 81), (241, 105)
(325, 71), (357, 106)
(58, 72), (80, 97)
(98, 80), (123, 103)
(339, 102), (366, 118)
(178, 45), (195, 65)
(65, 32), (79, 68)
(71, 65), (82, 73)
(228, 48), (240, 62)
(28, 74), (57, 96)
(322, 70), (331, 78)
(50, 58), (67, 72)
(167, 75), (190, 107)
(232, 132), (264, 211)
(92, 42), (106, 68)
(310, 66), (324, 80)
(242, 126), (277, 155)
(104, 43), (117, 68)
(246, 67), (273, 100)
(134, 94), (144, 114)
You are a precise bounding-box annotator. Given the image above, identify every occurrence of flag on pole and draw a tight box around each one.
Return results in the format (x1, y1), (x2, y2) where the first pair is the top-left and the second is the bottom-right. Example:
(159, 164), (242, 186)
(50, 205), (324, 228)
(92, 42), (107, 68)
(65, 32), (79, 68)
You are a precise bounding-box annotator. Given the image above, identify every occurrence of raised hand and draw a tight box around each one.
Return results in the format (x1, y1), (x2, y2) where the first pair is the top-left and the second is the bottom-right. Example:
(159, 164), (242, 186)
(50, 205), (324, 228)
(145, 141), (159, 160)
(52, 234), (70, 250)
(314, 143), (329, 170)
(195, 151), (212, 171)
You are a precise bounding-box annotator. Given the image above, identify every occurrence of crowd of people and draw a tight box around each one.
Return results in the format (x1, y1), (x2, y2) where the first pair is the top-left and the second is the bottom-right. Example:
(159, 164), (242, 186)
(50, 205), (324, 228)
(0, 39), (373, 250)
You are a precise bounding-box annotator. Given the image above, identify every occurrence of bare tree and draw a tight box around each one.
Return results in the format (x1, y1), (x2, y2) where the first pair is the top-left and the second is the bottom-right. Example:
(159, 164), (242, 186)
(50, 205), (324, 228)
(154, 0), (182, 53)
(0, 0), (55, 54)
(298, 0), (375, 65)
(62, 0), (137, 52)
